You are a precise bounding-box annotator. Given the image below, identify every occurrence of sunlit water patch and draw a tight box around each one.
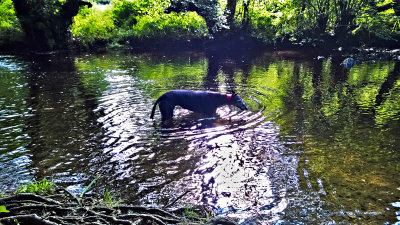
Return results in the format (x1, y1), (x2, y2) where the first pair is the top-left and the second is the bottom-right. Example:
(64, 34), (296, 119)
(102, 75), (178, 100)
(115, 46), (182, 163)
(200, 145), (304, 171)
(0, 51), (400, 224)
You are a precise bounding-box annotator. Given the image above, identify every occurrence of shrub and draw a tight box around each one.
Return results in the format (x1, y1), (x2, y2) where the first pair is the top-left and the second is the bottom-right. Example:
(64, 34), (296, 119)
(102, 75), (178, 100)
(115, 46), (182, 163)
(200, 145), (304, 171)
(71, 4), (115, 44)
(0, 0), (23, 48)
(0, 0), (17, 30)
(132, 12), (207, 40)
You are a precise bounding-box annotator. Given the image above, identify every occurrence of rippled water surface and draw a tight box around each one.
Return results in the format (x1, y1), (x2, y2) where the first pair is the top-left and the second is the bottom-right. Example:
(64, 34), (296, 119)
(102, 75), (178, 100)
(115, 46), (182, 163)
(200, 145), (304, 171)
(1, 50), (400, 224)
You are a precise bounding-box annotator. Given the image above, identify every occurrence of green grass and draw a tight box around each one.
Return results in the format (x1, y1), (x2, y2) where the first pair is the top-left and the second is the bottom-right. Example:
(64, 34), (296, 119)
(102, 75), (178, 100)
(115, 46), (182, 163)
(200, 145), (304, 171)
(15, 178), (55, 195)
(184, 206), (199, 218)
(103, 187), (123, 208)
(182, 206), (212, 224)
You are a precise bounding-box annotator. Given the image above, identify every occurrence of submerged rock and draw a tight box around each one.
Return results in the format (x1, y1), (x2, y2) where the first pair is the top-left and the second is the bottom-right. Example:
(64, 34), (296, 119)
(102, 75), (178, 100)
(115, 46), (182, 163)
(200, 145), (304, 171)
(342, 57), (355, 69)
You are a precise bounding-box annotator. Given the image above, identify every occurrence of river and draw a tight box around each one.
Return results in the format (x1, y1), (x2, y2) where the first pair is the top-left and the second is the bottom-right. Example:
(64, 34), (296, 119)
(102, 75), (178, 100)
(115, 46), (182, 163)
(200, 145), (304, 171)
(0, 49), (399, 224)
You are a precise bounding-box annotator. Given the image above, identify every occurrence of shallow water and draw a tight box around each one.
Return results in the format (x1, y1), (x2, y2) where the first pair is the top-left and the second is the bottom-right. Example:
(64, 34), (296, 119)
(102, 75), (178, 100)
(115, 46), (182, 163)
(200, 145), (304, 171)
(1, 50), (400, 224)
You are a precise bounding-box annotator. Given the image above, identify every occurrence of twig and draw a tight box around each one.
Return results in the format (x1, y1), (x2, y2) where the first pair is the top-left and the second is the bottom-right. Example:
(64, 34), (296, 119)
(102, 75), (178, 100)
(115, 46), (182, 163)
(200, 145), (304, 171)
(116, 205), (181, 220)
(164, 190), (191, 209)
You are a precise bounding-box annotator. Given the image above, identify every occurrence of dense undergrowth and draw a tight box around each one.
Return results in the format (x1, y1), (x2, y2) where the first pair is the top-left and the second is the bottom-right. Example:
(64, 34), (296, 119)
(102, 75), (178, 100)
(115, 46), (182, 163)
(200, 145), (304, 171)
(70, 0), (208, 47)
(1, 0), (400, 50)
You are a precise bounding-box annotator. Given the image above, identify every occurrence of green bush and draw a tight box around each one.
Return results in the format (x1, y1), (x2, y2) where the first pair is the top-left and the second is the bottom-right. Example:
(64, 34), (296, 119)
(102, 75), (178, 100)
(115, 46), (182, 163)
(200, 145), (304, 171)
(111, 0), (159, 28)
(238, 0), (298, 43)
(109, 0), (169, 43)
(353, 8), (400, 45)
(0, 0), (23, 47)
(71, 4), (115, 44)
(70, 0), (208, 45)
(0, 0), (17, 30)
(133, 12), (207, 40)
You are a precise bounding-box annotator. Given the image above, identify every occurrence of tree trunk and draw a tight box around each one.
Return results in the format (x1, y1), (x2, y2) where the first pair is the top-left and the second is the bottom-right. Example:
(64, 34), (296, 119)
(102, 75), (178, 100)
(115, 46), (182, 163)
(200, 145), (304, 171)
(334, 1), (356, 37)
(225, 0), (237, 28)
(316, 15), (329, 33)
(241, 0), (251, 30)
(12, 0), (92, 51)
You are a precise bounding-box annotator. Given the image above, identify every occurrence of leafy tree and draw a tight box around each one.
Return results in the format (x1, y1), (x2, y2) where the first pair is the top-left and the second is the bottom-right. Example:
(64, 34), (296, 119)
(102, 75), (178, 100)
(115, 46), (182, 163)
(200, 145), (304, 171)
(70, 5), (115, 45)
(165, 0), (226, 36)
(12, 0), (92, 50)
(3, 0), (400, 49)
(224, 0), (238, 28)
(0, 0), (17, 29)
(0, 0), (23, 48)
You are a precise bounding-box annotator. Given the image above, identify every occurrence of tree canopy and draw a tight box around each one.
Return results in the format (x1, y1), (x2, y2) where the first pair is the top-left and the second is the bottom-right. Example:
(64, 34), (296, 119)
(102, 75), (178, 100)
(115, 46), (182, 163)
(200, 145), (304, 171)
(1, 0), (400, 50)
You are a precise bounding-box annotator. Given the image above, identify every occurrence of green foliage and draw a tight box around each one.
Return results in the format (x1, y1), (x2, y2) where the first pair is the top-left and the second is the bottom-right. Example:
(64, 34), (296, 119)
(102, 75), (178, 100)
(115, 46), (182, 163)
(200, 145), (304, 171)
(0, 205), (10, 213)
(133, 12), (207, 40)
(184, 206), (199, 218)
(103, 187), (123, 208)
(71, 4), (115, 44)
(2, 0), (400, 48)
(0, 0), (17, 30)
(354, 6), (400, 44)
(182, 206), (212, 223)
(0, 0), (23, 47)
(111, 0), (163, 28)
(15, 178), (55, 195)
(71, 0), (207, 45)
(247, 0), (298, 43)
(80, 175), (99, 197)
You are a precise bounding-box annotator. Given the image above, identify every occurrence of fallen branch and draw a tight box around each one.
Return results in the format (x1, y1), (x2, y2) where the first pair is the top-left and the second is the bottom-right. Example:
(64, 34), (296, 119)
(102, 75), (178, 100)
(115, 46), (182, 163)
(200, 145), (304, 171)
(164, 190), (191, 208)
(116, 205), (181, 220)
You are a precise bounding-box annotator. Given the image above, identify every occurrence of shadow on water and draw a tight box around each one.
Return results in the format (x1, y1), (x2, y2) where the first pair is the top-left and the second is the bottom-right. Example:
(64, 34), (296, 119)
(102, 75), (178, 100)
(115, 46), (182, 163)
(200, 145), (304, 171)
(1, 50), (400, 224)
(20, 53), (105, 191)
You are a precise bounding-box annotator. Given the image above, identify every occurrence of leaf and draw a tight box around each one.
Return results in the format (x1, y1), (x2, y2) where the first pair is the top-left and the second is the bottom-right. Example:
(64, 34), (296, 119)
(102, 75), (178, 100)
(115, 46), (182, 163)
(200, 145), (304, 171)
(80, 174), (100, 198)
(0, 205), (10, 213)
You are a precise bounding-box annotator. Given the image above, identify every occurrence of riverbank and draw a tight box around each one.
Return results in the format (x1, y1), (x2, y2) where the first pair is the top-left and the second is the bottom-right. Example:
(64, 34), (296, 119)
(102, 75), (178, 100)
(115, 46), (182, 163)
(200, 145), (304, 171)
(0, 189), (238, 225)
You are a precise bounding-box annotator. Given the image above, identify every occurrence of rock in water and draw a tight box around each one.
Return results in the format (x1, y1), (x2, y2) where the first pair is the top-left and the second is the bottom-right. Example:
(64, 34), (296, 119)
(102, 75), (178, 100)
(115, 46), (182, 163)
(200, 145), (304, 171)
(342, 57), (355, 69)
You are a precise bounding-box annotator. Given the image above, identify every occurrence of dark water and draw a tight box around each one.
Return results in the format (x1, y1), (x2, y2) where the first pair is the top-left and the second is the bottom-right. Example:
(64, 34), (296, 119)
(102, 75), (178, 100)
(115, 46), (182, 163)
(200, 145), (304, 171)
(1, 50), (400, 224)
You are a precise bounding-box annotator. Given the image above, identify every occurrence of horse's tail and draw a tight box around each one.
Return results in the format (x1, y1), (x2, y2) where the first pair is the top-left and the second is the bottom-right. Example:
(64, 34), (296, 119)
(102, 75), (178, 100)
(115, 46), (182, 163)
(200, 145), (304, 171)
(150, 98), (160, 119)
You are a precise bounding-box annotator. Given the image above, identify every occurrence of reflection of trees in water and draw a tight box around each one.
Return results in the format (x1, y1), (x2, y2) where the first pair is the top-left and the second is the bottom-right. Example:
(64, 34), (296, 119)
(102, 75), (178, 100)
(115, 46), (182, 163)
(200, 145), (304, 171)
(24, 54), (104, 182)
(8, 51), (400, 223)
(375, 61), (400, 107)
(278, 58), (400, 223)
(203, 50), (258, 92)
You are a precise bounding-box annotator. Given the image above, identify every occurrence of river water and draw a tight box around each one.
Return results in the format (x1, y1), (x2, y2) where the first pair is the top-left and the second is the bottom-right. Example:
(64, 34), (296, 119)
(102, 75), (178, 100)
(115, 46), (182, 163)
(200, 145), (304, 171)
(0, 50), (400, 224)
